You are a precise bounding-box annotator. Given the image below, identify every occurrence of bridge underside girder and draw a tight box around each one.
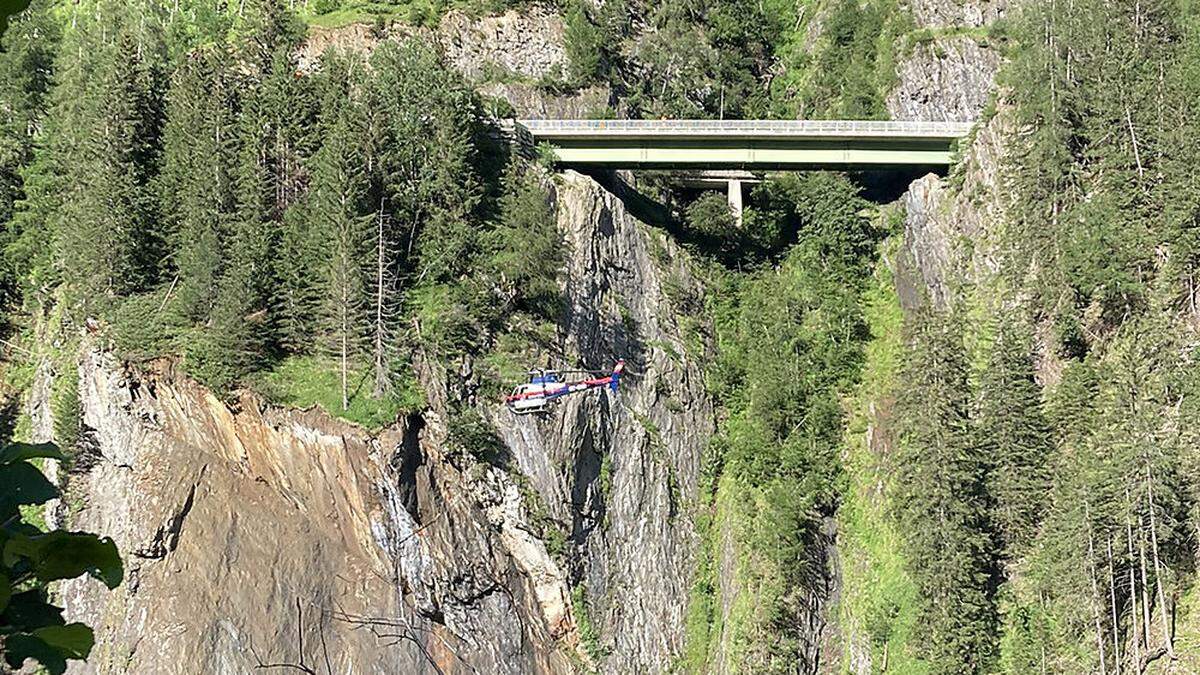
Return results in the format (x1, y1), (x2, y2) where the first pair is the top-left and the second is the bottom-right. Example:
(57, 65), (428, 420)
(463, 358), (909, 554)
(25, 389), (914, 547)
(546, 140), (956, 170)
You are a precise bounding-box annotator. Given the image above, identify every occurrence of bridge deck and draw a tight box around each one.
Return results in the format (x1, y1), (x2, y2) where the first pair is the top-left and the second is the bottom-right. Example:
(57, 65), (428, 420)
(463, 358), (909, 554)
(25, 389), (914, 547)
(514, 119), (974, 169)
(518, 119), (974, 140)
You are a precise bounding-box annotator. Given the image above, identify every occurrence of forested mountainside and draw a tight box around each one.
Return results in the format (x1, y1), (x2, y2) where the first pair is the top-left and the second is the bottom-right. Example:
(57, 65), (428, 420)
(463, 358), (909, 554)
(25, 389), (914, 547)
(1, 0), (1199, 674)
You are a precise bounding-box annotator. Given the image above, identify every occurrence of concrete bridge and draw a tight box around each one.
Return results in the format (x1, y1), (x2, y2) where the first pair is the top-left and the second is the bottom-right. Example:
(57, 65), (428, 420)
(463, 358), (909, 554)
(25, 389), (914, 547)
(511, 119), (974, 222)
(515, 119), (973, 170)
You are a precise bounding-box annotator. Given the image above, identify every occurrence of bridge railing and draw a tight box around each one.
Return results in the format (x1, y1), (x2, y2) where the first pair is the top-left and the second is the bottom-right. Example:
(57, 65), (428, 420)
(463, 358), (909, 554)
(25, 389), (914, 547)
(517, 118), (975, 138)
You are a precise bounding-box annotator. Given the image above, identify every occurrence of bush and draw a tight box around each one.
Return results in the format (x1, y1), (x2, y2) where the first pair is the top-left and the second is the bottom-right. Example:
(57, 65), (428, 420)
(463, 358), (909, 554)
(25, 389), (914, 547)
(311, 0), (341, 16)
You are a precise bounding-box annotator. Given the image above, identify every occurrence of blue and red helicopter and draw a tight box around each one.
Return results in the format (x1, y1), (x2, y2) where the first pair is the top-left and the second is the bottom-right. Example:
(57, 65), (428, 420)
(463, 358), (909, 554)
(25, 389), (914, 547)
(505, 360), (625, 415)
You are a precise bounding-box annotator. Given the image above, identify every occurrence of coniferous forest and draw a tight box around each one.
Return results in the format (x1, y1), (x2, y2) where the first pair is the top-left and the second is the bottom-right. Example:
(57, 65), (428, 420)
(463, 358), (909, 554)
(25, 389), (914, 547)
(0, 0), (1199, 674)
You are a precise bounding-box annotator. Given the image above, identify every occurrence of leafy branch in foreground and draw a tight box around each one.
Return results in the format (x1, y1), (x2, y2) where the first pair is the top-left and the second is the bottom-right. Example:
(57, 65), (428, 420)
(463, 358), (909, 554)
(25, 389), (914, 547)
(0, 441), (122, 674)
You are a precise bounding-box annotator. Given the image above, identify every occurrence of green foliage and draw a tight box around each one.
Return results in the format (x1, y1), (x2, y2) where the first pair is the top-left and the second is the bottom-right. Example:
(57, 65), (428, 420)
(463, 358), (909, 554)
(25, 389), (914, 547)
(1, 441), (123, 675)
(837, 251), (930, 673)
(893, 309), (998, 672)
(49, 366), (78, 452)
(975, 318), (1051, 559)
(157, 45), (238, 325)
(0, 1), (32, 38)
(312, 0), (341, 15)
(0, 0), (59, 306)
(620, 0), (783, 118)
(563, 0), (602, 85)
(28, 1), (169, 313)
(768, 0), (908, 119)
(571, 584), (607, 663)
(864, 2), (1200, 668)
(686, 173), (879, 670)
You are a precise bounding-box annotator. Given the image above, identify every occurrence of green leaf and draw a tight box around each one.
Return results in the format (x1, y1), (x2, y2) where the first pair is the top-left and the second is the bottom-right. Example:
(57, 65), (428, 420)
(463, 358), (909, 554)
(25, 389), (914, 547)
(33, 623), (95, 659)
(2, 589), (65, 631)
(3, 531), (123, 589)
(3, 631), (68, 675)
(0, 461), (58, 516)
(0, 442), (66, 465)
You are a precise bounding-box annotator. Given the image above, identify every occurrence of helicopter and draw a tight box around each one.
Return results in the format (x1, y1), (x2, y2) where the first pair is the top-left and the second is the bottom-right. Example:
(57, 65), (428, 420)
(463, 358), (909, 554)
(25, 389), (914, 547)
(505, 360), (625, 415)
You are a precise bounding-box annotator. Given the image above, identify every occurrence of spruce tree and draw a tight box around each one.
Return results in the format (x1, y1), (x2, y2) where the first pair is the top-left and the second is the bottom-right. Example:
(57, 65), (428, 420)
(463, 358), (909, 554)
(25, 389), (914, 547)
(0, 0), (59, 307)
(39, 1), (167, 312)
(893, 309), (998, 673)
(976, 319), (1052, 559)
(370, 39), (482, 283)
(0, 0), (58, 226)
(188, 3), (314, 389)
(308, 56), (371, 410)
(366, 39), (483, 386)
(276, 50), (359, 353)
(158, 47), (238, 323)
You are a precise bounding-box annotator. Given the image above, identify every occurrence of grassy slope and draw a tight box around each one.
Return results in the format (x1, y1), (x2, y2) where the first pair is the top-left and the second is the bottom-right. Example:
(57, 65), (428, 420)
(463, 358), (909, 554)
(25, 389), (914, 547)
(254, 355), (424, 430)
(835, 238), (929, 673)
(299, 0), (526, 29)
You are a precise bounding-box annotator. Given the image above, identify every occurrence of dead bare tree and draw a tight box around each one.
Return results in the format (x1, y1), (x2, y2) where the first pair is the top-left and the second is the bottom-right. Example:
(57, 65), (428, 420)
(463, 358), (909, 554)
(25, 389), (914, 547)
(331, 602), (478, 675)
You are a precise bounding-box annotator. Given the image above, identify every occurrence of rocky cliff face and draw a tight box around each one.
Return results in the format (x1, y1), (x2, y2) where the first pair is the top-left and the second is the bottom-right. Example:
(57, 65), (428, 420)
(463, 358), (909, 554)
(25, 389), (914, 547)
(298, 8), (610, 119)
(59, 348), (593, 674)
(905, 0), (1013, 28)
(887, 37), (1002, 122)
(52, 169), (712, 674)
(492, 171), (714, 672)
(887, 1), (1012, 121)
(898, 106), (1013, 311)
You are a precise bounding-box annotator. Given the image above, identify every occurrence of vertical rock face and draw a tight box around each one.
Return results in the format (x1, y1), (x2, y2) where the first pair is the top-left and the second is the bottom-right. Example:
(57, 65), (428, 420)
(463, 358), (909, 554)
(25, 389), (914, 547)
(887, 1), (1014, 121)
(903, 0), (1013, 28)
(897, 106), (1012, 311)
(59, 323), (582, 675)
(57, 171), (713, 674)
(491, 171), (715, 672)
(297, 7), (608, 119)
(886, 38), (1002, 122)
(439, 6), (569, 82)
(60, 351), (421, 674)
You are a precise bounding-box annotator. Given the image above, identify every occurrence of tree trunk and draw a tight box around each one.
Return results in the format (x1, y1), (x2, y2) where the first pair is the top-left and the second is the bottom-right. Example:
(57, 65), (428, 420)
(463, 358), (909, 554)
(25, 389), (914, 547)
(373, 204), (388, 397)
(1145, 464), (1174, 656)
(1087, 504), (1109, 675)
(1125, 497), (1140, 666)
(1107, 535), (1121, 674)
(1139, 514), (1153, 651)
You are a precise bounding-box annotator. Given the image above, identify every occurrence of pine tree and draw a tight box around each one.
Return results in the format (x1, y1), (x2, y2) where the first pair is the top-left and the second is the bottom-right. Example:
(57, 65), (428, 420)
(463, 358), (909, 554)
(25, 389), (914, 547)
(366, 39), (483, 384)
(39, 1), (168, 312)
(893, 309), (998, 673)
(0, 0), (59, 307)
(158, 47), (238, 323)
(186, 3), (315, 389)
(0, 0), (58, 226)
(370, 39), (482, 282)
(485, 160), (561, 321)
(276, 50), (359, 352)
(976, 318), (1052, 559)
(189, 85), (276, 389)
(308, 56), (371, 410)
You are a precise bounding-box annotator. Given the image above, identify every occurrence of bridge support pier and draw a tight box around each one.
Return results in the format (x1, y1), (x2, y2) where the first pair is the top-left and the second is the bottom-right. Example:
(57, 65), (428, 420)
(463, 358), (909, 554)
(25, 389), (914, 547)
(727, 179), (743, 228)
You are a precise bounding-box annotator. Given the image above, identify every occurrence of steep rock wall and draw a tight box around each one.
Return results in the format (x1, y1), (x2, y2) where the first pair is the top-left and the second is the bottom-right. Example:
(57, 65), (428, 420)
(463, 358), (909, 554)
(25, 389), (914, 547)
(887, 1), (1012, 121)
(58, 348), (579, 674)
(491, 171), (715, 672)
(298, 8), (609, 119)
(898, 106), (1013, 310)
(55, 170), (713, 674)
(886, 37), (1002, 122)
